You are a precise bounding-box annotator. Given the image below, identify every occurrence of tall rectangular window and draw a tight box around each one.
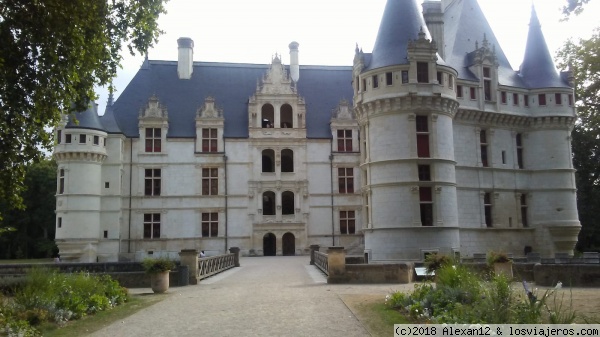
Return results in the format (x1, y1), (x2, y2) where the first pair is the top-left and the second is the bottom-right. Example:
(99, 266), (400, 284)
(538, 94), (547, 106)
(65, 134), (72, 143)
(201, 212), (218, 237)
(145, 128), (161, 152)
(448, 75), (454, 89)
(520, 194), (528, 228)
(58, 169), (65, 194)
(79, 134), (86, 144)
(143, 213), (161, 239)
(337, 130), (352, 152)
(470, 87), (476, 100)
(483, 67), (492, 101)
(355, 76), (360, 93)
(57, 217), (62, 228)
(555, 93), (562, 105)
(513, 93), (519, 106)
(202, 168), (218, 195)
(401, 71), (409, 84)
(372, 75), (379, 89)
(57, 130), (62, 144)
(420, 187), (433, 226)
(93, 135), (99, 145)
(501, 91), (507, 104)
(340, 211), (356, 234)
(457, 85), (463, 98)
(362, 79), (367, 92)
(418, 165), (431, 181)
(437, 72), (443, 85)
(386, 72), (393, 85)
(568, 94), (574, 106)
(480, 130), (489, 167)
(524, 95), (530, 107)
(338, 168), (354, 194)
(417, 62), (429, 83)
(516, 133), (524, 169)
(144, 169), (161, 196)
(416, 115), (430, 158)
(484, 192), (492, 227)
(202, 128), (218, 152)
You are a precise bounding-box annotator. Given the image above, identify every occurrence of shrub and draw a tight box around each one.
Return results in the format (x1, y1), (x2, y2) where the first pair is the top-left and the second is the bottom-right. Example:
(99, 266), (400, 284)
(424, 253), (452, 274)
(142, 257), (176, 274)
(487, 251), (511, 266)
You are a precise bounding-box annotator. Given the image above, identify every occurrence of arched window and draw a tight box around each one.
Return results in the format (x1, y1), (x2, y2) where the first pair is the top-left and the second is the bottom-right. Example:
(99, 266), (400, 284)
(280, 104), (293, 128)
(262, 149), (275, 173)
(262, 191), (276, 215)
(281, 149), (294, 173)
(261, 104), (274, 128)
(282, 191), (295, 215)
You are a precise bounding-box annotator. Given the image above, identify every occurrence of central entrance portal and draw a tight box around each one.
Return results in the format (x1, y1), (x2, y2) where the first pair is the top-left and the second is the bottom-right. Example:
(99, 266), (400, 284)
(263, 233), (276, 256)
(282, 232), (295, 256)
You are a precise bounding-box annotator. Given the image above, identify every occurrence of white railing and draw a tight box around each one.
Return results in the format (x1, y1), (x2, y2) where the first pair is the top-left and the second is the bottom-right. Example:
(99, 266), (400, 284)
(198, 253), (236, 280)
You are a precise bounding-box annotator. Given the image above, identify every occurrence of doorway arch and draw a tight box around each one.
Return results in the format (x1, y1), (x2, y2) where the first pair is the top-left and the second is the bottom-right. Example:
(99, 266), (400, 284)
(282, 232), (295, 256)
(263, 233), (276, 256)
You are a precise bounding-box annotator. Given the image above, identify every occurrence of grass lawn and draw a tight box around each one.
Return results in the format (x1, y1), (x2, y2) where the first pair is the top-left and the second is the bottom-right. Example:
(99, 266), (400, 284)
(38, 292), (170, 337)
(341, 294), (409, 337)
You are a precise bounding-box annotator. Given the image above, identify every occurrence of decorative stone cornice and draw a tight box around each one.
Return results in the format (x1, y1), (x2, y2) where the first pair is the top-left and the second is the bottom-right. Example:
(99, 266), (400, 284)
(355, 95), (459, 120)
(54, 152), (107, 163)
(455, 109), (576, 129)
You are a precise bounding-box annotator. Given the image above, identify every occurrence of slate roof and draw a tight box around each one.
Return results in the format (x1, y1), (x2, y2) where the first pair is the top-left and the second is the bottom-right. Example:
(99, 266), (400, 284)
(65, 103), (106, 131)
(518, 6), (569, 88)
(110, 61), (353, 139)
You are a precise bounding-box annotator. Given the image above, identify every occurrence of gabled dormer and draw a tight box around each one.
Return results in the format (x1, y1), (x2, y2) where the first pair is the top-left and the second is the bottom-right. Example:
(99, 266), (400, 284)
(195, 96), (224, 153)
(467, 34), (499, 102)
(330, 100), (359, 153)
(248, 55), (307, 138)
(406, 28), (439, 84)
(138, 95), (168, 154)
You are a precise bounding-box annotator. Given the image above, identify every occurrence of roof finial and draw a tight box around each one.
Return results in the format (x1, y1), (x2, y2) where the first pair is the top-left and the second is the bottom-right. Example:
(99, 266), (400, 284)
(107, 91), (114, 107)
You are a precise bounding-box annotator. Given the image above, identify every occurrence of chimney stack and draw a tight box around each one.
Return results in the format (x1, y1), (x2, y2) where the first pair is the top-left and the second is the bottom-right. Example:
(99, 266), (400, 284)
(177, 37), (194, 80)
(289, 41), (300, 82)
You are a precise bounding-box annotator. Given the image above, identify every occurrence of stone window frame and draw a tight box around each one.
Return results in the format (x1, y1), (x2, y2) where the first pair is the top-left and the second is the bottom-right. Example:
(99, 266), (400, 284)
(143, 213), (161, 239)
(201, 128), (218, 152)
(201, 167), (219, 196)
(337, 167), (354, 194)
(339, 210), (356, 235)
(144, 168), (161, 196)
(201, 212), (218, 237)
(145, 127), (162, 153)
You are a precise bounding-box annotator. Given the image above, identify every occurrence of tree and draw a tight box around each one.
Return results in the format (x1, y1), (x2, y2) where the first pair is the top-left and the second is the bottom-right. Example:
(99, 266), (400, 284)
(562, 0), (591, 17)
(557, 28), (600, 251)
(0, 0), (168, 217)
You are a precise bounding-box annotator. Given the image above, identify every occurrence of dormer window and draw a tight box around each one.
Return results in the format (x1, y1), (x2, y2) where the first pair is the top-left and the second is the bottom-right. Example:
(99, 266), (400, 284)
(417, 62), (429, 83)
(145, 128), (161, 152)
(483, 67), (492, 101)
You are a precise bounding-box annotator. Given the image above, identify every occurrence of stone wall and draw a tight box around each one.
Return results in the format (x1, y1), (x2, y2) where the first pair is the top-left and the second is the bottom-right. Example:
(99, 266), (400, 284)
(534, 264), (600, 287)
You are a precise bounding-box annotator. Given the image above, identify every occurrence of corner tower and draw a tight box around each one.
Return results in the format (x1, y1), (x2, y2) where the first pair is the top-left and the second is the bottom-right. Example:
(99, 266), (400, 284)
(354, 0), (460, 261)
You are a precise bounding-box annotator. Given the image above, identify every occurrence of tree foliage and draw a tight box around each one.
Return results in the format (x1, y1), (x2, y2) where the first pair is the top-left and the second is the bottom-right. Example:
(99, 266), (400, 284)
(557, 28), (600, 251)
(562, 0), (591, 17)
(0, 0), (167, 216)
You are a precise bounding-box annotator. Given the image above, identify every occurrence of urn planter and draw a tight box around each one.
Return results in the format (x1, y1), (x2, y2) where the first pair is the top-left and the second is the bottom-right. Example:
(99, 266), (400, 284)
(150, 271), (170, 293)
(142, 257), (176, 293)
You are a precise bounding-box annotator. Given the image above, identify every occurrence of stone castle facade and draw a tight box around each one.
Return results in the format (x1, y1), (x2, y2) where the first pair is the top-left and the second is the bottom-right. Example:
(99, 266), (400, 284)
(54, 0), (580, 262)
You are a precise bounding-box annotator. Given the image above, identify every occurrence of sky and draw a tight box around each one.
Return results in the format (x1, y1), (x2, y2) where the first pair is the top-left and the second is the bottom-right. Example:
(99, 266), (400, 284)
(95, 0), (600, 115)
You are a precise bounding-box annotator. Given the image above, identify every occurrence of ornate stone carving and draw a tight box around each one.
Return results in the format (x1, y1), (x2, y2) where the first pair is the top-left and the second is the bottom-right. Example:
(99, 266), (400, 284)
(139, 95), (168, 119)
(196, 96), (223, 118)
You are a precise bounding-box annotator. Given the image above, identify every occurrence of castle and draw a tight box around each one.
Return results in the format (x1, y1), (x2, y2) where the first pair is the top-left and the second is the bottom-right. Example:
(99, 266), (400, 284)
(53, 0), (581, 262)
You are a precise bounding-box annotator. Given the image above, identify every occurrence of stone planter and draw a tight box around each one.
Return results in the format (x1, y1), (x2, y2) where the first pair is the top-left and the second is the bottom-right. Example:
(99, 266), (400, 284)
(493, 262), (513, 279)
(150, 271), (170, 293)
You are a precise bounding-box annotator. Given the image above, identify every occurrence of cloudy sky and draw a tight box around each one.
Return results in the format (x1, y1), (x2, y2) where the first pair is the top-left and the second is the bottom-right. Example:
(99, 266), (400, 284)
(95, 0), (600, 114)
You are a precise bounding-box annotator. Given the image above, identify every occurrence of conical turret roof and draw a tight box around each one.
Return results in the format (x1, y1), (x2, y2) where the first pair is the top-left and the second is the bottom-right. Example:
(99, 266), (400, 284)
(65, 102), (106, 132)
(99, 93), (123, 134)
(365, 0), (441, 71)
(519, 5), (568, 88)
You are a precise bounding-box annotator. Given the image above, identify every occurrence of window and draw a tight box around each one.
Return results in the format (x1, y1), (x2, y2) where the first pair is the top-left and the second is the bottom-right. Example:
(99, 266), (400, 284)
(93, 135), (99, 145)
(418, 165), (431, 181)
(449, 75), (454, 89)
(338, 168), (354, 194)
(103, 138), (106, 147)
(501, 151), (506, 164)
(457, 85), (463, 98)
(524, 95), (529, 107)
(57, 217), (62, 228)
(105, 182), (109, 188)
(513, 93), (519, 106)
(362, 79), (367, 92)
(520, 194), (528, 228)
(483, 67), (492, 101)
(58, 169), (65, 194)
(355, 76), (360, 93)
(143, 213), (161, 239)
(372, 75), (379, 89)
(483, 67), (491, 78)
(282, 191), (295, 215)
(57, 130), (62, 144)
(516, 133), (523, 169)
(484, 193), (492, 227)
(280, 104), (293, 128)
(416, 115), (430, 158)
(103, 230), (108, 238)
(262, 191), (275, 215)
(501, 91), (507, 104)
(568, 94), (573, 106)
(417, 62), (429, 83)
(261, 104), (274, 128)
(555, 93), (562, 105)
(145, 128), (161, 152)
(480, 130), (489, 167)
(202, 168), (218, 195)
(262, 149), (275, 173)
(470, 87), (476, 100)
(538, 94), (546, 106)
(281, 149), (294, 173)
(65, 134), (72, 143)
(202, 128), (218, 152)
(144, 169), (161, 196)
(386, 72), (393, 86)
(401, 71), (409, 84)
(201, 212), (218, 237)
(337, 130), (352, 152)
(420, 187), (433, 226)
(437, 72), (443, 85)
(79, 134), (86, 144)
(340, 211), (356, 234)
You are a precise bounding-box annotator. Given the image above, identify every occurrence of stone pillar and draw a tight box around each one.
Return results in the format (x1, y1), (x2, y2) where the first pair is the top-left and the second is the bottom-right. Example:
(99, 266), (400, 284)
(327, 246), (347, 283)
(309, 245), (320, 265)
(179, 249), (198, 285)
(229, 247), (241, 267)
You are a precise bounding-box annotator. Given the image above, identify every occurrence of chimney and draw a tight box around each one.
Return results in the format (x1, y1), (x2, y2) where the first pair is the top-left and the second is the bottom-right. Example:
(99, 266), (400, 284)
(422, 1), (445, 60)
(177, 37), (194, 80)
(289, 41), (300, 82)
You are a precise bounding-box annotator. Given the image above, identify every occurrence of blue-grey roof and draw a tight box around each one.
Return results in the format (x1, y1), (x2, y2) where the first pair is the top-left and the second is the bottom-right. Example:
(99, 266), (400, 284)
(66, 103), (106, 132)
(111, 61), (353, 139)
(518, 6), (569, 88)
(99, 103), (123, 134)
(443, 0), (525, 87)
(364, 0), (440, 71)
